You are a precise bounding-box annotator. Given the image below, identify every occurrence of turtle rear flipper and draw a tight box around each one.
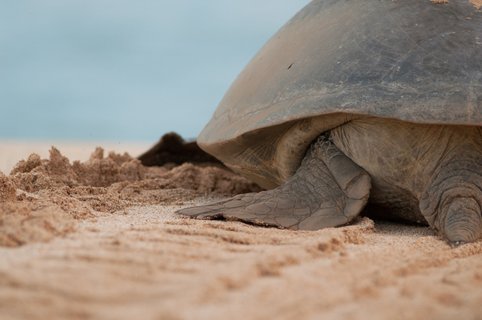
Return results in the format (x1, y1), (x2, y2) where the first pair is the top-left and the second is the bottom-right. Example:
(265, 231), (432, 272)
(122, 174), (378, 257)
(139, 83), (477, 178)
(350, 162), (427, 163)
(177, 135), (371, 230)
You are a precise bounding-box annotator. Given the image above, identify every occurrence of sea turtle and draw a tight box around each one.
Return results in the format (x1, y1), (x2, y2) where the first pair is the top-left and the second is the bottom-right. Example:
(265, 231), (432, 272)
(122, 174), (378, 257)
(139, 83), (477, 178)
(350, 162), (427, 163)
(177, 0), (482, 244)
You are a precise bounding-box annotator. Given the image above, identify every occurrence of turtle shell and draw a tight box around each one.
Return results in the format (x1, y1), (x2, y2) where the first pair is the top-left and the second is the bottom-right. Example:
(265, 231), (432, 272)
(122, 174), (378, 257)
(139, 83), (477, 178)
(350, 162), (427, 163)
(198, 0), (482, 189)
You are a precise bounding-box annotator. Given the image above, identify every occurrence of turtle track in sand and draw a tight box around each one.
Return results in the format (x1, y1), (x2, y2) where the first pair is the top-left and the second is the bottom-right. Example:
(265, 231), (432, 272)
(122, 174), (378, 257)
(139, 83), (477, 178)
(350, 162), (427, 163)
(0, 205), (481, 320)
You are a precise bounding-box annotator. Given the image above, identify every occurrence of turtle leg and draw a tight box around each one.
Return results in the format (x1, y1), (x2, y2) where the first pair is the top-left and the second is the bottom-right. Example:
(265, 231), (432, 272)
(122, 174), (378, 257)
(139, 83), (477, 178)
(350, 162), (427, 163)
(176, 134), (371, 230)
(420, 136), (482, 245)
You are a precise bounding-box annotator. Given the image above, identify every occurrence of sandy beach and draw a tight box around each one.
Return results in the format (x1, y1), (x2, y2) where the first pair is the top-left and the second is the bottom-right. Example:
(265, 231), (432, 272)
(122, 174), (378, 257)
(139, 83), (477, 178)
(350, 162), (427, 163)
(0, 142), (481, 320)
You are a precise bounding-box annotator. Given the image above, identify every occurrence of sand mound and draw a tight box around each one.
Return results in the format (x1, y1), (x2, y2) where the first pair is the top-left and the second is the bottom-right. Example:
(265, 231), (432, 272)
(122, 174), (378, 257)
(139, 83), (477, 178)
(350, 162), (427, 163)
(1, 146), (260, 247)
(11, 147), (145, 189)
(0, 172), (16, 202)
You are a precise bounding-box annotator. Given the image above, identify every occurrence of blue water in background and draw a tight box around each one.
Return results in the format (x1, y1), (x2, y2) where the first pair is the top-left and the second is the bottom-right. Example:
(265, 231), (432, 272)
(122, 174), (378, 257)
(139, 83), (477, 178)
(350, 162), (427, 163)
(0, 1), (308, 142)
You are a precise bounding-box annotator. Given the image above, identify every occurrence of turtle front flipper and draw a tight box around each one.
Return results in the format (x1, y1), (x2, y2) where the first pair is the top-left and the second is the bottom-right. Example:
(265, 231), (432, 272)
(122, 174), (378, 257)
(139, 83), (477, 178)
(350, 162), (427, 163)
(176, 135), (371, 230)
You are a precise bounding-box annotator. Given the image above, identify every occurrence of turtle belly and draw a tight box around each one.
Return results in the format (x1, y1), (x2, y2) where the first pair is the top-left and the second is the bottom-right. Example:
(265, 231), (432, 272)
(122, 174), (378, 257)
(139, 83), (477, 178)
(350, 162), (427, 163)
(329, 117), (437, 224)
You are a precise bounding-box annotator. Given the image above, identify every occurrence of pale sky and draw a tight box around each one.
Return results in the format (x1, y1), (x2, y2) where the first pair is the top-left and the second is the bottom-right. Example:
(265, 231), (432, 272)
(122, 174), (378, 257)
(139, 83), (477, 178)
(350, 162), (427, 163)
(0, 1), (309, 141)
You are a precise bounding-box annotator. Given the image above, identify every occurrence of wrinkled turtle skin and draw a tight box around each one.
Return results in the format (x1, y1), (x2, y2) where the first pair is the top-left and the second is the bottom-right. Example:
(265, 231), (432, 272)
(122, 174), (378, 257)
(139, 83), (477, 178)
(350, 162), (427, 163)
(178, 0), (482, 244)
